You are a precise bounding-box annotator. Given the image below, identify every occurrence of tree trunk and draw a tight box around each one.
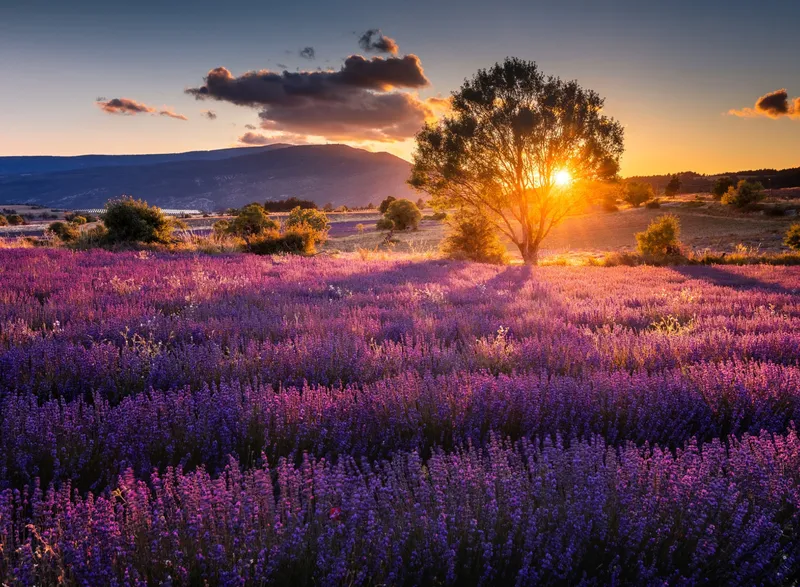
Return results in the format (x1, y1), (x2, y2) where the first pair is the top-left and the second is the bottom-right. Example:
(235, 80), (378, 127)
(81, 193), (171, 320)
(520, 243), (539, 265)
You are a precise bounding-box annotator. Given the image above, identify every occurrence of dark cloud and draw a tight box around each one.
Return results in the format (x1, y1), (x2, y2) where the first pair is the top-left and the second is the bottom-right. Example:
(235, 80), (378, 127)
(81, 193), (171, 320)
(276, 63), (289, 70)
(97, 97), (187, 120)
(186, 55), (427, 107)
(299, 46), (315, 60)
(187, 53), (436, 143)
(244, 123), (257, 130)
(97, 97), (155, 115)
(201, 109), (217, 120)
(238, 132), (273, 145)
(729, 88), (800, 119)
(358, 29), (399, 55)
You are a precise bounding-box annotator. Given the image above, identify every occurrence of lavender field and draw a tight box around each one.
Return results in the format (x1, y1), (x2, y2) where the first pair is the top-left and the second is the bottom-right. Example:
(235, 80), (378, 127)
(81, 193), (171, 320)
(1, 249), (800, 584)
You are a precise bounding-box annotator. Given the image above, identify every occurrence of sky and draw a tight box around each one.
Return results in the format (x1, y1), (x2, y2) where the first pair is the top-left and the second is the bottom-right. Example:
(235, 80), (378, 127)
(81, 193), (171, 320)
(1, 0), (799, 176)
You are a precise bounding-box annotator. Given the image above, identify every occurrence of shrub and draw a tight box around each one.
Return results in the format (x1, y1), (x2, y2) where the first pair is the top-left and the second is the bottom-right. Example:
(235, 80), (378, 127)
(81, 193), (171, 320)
(441, 211), (508, 264)
(7, 214), (25, 226)
(376, 217), (394, 231)
(645, 199), (661, 209)
(225, 204), (279, 237)
(70, 215), (88, 225)
(424, 211), (448, 221)
(378, 196), (397, 214)
(285, 207), (330, 235)
(785, 223), (800, 251)
(711, 176), (736, 200)
(0, 214), (7, 227)
(356, 223), (366, 234)
(102, 197), (183, 244)
(623, 182), (654, 208)
(73, 224), (109, 249)
(383, 199), (422, 231)
(721, 180), (765, 208)
(47, 221), (80, 242)
(247, 228), (316, 255)
(636, 214), (681, 257)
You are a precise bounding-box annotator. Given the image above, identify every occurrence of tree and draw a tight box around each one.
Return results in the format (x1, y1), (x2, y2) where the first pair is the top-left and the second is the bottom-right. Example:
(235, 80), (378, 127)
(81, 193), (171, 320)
(102, 197), (183, 244)
(416, 197), (426, 209)
(225, 203), (279, 237)
(383, 199), (422, 231)
(623, 182), (654, 208)
(410, 58), (624, 264)
(7, 214), (25, 226)
(785, 223), (800, 251)
(711, 176), (736, 200)
(378, 196), (397, 214)
(664, 175), (681, 198)
(48, 221), (80, 242)
(441, 210), (508, 264)
(636, 214), (681, 257)
(285, 207), (330, 245)
(323, 202), (334, 212)
(721, 180), (764, 208)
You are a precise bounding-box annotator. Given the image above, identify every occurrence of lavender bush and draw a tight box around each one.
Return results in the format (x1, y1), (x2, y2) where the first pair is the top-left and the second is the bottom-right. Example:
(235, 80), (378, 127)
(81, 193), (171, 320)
(0, 249), (799, 584)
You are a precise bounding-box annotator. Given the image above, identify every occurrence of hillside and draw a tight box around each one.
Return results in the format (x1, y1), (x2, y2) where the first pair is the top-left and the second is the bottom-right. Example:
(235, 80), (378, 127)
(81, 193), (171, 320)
(0, 144), (416, 211)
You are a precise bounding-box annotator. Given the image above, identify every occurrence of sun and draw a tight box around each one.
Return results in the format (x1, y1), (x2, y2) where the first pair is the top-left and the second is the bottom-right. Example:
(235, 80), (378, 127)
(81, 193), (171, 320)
(554, 170), (572, 186)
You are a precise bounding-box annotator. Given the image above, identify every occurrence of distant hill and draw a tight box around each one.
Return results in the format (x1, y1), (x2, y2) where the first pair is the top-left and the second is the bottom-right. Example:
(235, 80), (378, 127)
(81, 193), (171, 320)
(626, 167), (800, 194)
(0, 144), (417, 211)
(0, 145), (290, 176)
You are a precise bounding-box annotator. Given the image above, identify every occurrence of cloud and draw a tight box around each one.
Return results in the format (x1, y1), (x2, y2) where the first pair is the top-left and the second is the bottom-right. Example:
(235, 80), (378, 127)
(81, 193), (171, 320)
(97, 97), (187, 120)
(244, 123), (257, 130)
(238, 131), (273, 145)
(729, 88), (800, 120)
(358, 29), (399, 55)
(159, 110), (189, 121)
(201, 109), (217, 120)
(97, 97), (155, 115)
(187, 52), (439, 143)
(299, 46), (315, 60)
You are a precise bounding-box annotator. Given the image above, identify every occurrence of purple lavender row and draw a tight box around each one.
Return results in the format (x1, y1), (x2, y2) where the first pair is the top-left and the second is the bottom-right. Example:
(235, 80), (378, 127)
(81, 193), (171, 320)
(2, 361), (798, 492)
(2, 432), (798, 585)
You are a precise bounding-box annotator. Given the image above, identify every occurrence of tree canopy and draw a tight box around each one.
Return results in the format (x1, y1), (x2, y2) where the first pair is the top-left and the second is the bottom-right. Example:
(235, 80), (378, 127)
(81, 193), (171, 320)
(410, 57), (624, 264)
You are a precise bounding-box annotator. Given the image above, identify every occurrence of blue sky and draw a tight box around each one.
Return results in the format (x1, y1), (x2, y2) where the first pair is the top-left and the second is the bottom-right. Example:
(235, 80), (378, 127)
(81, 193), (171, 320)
(1, 0), (799, 175)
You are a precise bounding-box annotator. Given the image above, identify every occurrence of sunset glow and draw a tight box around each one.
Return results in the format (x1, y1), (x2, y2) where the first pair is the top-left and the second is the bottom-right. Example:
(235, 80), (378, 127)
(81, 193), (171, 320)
(554, 170), (572, 186)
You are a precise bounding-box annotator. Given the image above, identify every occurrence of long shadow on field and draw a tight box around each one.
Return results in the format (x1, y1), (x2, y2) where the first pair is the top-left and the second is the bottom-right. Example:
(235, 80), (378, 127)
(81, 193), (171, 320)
(670, 265), (799, 297)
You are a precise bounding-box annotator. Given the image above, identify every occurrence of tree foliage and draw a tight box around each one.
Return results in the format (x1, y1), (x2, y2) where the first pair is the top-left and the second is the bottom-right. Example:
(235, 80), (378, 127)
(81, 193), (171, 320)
(721, 180), (765, 208)
(711, 176), (736, 200)
(636, 214), (681, 257)
(410, 57), (624, 264)
(382, 199), (422, 231)
(784, 223), (800, 252)
(48, 221), (80, 242)
(0, 215), (7, 227)
(441, 210), (508, 264)
(378, 196), (397, 214)
(664, 175), (681, 198)
(623, 182), (654, 208)
(102, 197), (182, 244)
(223, 203), (279, 237)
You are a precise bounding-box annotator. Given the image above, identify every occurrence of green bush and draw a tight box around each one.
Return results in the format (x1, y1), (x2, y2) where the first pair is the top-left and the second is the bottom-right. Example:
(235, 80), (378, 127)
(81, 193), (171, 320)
(623, 182), (654, 208)
(73, 224), (109, 249)
(7, 214), (25, 226)
(636, 214), (681, 257)
(441, 211), (508, 264)
(664, 176), (681, 198)
(785, 223), (800, 251)
(645, 199), (661, 209)
(47, 221), (80, 242)
(70, 215), (88, 225)
(376, 217), (394, 231)
(224, 203), (279, 237)
(383, 199), (422, 231)
(102, 197), (183, 244)
(378, 196), (397, 214)
(721, 180), (765, 208)
(711, 176), (736, 200)
(0, 214), (7, 227)
(247, 228), (316, 255)
(285, 206), (330, 234)
(424, 211), (448, 221)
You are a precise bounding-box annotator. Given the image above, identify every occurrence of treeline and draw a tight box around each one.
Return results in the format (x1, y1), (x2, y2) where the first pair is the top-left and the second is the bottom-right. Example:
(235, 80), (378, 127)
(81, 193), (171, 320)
(627, 167), (800, 195)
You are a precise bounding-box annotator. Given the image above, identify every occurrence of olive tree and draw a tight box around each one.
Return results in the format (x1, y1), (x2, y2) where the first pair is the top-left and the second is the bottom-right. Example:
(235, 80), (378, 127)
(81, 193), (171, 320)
(410, 58), (624, 264)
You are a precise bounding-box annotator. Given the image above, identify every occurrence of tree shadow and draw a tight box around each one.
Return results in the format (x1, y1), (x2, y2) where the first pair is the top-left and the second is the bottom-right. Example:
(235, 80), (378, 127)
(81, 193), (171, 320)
(670, 265), (799, 296)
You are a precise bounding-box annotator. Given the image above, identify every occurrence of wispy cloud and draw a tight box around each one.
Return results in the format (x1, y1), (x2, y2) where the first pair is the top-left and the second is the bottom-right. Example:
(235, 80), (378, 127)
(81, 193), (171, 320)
(97, 97), (188, 120)
(299, 46), (315, 60)
(201, 109), (217, 120)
